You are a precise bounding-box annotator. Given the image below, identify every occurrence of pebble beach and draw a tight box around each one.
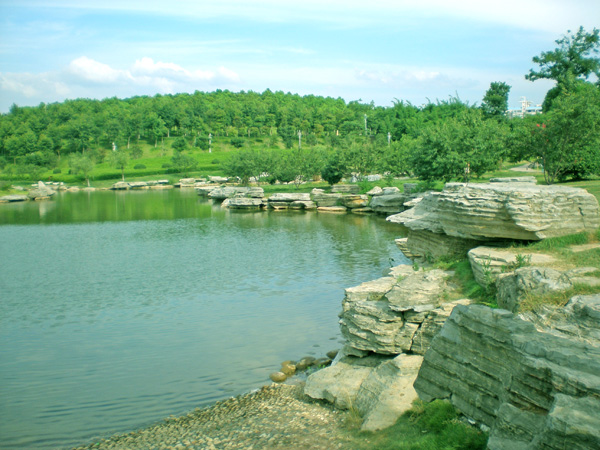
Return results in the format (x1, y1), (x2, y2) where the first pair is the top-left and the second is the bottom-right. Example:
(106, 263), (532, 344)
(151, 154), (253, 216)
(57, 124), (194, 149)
(72, 383), (361, 450)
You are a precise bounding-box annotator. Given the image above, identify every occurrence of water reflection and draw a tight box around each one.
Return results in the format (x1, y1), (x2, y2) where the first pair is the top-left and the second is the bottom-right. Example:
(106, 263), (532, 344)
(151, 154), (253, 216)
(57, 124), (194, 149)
(0, 190), (408, 449)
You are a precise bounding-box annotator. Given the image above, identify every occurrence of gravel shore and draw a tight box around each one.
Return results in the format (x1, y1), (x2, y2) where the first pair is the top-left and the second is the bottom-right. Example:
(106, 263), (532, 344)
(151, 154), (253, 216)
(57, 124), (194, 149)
(72, 383), (362, 450)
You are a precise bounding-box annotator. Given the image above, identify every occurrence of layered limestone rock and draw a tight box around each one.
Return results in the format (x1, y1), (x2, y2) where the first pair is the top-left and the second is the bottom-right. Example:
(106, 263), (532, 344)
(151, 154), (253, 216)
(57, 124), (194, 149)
(317, 206), (347, 213)
(370, 193), (412, 215)
(268, 193), (310, 202)
(304, 353), (390, 409)
(0, 194), (28, 202)
(28, 181), (56, 199)
(226, 198), (265, 210)
(128, 181), (149, 189)
(340, 195), (369, 209)
(355, 354), (423, 431)
(468, 247), (556, 287)
(111, 181), (129, 190)
(519, 294), (600, 343)
(497, 266), (600, 313)
(196, 185), (220, 196)
(413, 303), (600, 449)
(208, 186), (251, 200)
(331, 184), (360, 194)
(388, 182), (599, 241)
(304, 351), (424, 432)
(306, 263), (469, 431)
(290, 200), (317, 210)
(403, 229), (480, 260)
(339, 266), (459, 355)
(310, 189), (342, 207)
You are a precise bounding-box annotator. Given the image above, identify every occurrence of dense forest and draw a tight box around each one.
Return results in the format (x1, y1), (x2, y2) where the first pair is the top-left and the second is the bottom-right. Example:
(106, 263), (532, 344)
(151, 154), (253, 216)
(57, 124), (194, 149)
(1, 27), (599, 186)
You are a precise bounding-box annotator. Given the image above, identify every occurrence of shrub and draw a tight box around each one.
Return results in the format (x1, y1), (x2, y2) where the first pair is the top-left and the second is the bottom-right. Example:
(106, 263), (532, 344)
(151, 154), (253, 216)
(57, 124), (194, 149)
(321, 153), (346, 185)
(130, 146), (143, 159)
(230, 137), (245, 148)
(53, 168), (62, 174)
(162, 163), (172, 169)
(133, 164), (146, 170)
(211, 159), (220, 165)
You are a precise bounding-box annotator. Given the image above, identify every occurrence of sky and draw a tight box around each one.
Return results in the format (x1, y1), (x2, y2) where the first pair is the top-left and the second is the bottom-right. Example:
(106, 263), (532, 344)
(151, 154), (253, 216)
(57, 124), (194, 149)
(0, 0), (599, 113)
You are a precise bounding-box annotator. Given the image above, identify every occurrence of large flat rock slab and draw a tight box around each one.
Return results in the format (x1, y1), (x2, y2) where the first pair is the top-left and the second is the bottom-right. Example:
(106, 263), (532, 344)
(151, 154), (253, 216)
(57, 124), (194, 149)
(388, 182), (599, 241)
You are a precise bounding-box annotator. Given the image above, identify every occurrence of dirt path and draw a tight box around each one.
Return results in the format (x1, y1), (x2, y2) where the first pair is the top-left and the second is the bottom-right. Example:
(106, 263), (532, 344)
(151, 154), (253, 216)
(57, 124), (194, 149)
(72, 384), (364, 450)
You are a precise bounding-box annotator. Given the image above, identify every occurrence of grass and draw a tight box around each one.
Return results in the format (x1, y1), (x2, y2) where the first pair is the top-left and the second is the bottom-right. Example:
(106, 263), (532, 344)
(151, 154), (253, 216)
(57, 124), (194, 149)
(346, 399), (488, 450)
(431, 257), (498, 307)
(519, 282), (600, 312)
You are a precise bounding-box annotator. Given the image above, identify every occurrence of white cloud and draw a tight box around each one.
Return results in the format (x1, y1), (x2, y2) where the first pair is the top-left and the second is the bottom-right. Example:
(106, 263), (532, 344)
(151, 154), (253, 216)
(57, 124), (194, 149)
(68, 56), (124, 83)
(0, 72), (71, 99)
(0, 57), (241, 110)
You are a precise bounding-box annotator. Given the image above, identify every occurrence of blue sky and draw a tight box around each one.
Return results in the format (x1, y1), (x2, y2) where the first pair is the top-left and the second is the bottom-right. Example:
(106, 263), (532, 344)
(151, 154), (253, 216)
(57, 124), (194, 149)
(0, 0), (598, 113)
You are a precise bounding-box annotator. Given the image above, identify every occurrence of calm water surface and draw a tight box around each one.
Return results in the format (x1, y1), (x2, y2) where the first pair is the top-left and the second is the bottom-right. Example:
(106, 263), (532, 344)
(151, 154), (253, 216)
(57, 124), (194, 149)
(0, 189), (408, 449)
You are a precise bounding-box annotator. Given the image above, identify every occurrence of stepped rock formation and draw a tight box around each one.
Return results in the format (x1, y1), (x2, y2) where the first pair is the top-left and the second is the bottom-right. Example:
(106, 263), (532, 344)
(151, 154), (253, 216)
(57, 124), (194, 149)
(467, 247), (556, 287)
(370, 192), (413, 214)
(339, 266), (460, 355)
(306, 264), (470, 430)
(387, 182), (599, 248)
(414, 302), (600, 449)
(311, 189), (342, 207)
(497, 266), (600, 313)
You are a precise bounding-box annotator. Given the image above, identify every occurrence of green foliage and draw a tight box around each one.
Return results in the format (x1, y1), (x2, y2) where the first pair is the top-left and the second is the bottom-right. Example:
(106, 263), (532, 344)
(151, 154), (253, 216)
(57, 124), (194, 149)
(69, 153), (95, 186)
(53, 168), (62, 174)
(350, 400), (488, 450)
(130, 145), (143, 159)
(321, 152), (347, 185)
(482, 82), (511, 118)
(441, 259), (497, 307)
(527, 81), (600, 184)
(170, 152), (198, 177)
(526, 27), (600, 85)
(223, 149), (265, 184)
(409, 108), (508, 182)
(108, 149), (129, 181)
(526, 27), (600, 112)
(230, 136), (246, 148)
(133, 164), (146, 170)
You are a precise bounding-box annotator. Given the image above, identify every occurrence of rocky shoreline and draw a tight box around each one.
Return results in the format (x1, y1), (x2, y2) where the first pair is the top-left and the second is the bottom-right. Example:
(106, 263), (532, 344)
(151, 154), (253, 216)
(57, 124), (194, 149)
(16, 177), (600, 449)
(72, 384), (360, 450)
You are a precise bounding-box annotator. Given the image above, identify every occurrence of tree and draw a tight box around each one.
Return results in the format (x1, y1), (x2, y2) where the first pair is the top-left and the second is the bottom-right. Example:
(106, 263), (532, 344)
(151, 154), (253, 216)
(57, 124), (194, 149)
(526, 27), (600, 111)
(69, 153), (95, 186)
(171, 136), (188, 152)
(527, 82), (600, 184)
(223, 149), (266, 185)
(321, 152), (347, 185)
(408, 109), (508, 182)
(109, 149), (129, 181)
(481, 82), (511, 118)
(171, 152), (198, 177)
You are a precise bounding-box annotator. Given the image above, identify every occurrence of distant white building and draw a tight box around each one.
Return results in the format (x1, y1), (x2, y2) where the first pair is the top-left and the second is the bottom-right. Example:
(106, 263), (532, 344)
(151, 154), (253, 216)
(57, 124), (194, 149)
(506, 97), (543, 119)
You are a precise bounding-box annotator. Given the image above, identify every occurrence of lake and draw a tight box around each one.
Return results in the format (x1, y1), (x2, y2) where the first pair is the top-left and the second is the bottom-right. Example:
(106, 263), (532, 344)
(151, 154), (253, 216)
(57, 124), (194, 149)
(0, 188), (408, 449)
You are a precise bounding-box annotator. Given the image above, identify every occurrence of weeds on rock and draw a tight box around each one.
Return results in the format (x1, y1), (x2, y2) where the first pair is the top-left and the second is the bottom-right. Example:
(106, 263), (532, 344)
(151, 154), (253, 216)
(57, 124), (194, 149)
(520, 283), (600, 312)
